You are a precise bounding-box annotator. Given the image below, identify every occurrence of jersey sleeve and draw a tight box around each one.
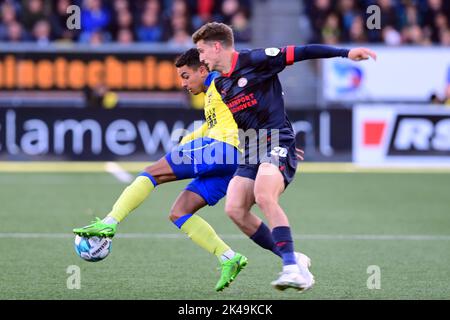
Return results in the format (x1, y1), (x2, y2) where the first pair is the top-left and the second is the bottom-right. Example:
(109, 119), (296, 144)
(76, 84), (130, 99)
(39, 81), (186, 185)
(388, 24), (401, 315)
(179, 122), (208, 145)
(248, 46), (295, 74)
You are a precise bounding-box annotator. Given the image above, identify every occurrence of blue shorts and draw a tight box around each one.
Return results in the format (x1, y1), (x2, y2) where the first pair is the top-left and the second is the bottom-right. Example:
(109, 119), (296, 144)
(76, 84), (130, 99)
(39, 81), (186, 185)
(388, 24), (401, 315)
(165, 137), (239, 206)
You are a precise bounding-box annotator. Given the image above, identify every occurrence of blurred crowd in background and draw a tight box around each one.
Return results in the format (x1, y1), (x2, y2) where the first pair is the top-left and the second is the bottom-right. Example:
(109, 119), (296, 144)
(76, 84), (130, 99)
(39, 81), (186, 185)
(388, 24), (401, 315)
(304, 0), (450, 45)
(0, 0), (252, 45)
(1, 0), (450, 46)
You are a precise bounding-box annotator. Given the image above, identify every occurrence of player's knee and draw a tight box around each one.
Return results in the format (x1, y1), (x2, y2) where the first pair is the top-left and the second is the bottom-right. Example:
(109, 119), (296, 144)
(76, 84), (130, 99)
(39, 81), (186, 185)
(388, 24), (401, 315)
(225, 204), (245, 224)
(168, 206), (186, 222)
(255, 192), (276, 211)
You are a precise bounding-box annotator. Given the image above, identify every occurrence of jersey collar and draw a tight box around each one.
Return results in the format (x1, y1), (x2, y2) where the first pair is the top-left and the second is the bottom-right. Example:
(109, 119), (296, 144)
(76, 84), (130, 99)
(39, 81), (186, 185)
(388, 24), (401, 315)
(222, 51), (239, 77)
(204, 71), (220, 89)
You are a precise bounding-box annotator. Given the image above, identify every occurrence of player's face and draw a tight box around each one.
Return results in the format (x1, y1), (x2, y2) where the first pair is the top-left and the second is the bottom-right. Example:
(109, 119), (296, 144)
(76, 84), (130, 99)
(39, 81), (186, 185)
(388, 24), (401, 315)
(196, 40), (220, 72)
(177, 65), (207, 95)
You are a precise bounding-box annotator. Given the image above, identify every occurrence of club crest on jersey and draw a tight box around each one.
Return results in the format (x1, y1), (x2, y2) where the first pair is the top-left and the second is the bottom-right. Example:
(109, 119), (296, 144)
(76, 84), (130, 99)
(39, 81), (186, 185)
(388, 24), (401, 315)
(238, 77), (248, 87)
(265, 47), (280, 56)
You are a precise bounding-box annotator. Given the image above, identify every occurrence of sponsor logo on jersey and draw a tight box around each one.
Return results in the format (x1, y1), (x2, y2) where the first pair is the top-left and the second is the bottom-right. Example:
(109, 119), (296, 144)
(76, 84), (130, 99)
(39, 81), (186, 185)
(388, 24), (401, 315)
(265, 48), (280, 56)
(238, 77), (248, 88)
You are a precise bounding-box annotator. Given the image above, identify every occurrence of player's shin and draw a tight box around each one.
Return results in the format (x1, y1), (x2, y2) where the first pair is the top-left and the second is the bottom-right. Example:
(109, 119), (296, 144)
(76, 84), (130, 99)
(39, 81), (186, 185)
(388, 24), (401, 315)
(250, 222), (282, 257)
(173, 214), (234, 261)
(107, 172), (157, 223)
(272, 226), (297, 268)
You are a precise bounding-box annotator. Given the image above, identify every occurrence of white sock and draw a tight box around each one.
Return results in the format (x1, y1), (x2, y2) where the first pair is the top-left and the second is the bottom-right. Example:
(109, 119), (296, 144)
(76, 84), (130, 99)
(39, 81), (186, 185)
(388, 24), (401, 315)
(103, 216), (118, 225)
(220, 249), (236, 262)
(283, 264), (300, 273)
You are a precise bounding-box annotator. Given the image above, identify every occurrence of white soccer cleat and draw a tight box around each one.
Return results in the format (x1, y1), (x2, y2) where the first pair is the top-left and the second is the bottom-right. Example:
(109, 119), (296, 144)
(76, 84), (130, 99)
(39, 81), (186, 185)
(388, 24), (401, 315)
(295, 252), (312, 268)
(271, 268), (309, 291)
(295, 252), (315, 291)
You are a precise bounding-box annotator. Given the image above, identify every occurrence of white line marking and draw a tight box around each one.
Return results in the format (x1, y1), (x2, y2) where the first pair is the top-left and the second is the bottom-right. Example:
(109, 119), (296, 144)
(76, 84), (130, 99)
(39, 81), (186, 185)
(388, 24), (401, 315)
(0, 233), (449, 241)
(104, 162), (134, 183)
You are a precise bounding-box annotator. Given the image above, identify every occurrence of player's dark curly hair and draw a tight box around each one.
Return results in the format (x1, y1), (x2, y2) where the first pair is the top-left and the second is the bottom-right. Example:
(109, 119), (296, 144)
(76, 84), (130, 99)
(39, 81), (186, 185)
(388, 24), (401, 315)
(175, 48), (204, 69)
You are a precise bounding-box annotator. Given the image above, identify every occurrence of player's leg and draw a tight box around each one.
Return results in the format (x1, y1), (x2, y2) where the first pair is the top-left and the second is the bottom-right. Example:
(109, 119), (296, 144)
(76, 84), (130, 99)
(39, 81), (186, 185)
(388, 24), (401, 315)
(73, 157), (178, 237)
(225, 174), (312, 268)
(103, 137), (229, 225)
(105, 158), (177, 223)
(73, 137), (212, 237)
(224, 175), (279, 255)
(170, 178), (247, 291)
(169, 190), (234, 262)
(254, 163), (313, 291)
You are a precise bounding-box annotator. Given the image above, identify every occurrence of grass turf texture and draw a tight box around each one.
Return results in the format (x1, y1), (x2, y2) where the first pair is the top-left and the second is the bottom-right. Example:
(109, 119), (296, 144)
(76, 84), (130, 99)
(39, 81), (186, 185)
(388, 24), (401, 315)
(0, 169), (449, 299)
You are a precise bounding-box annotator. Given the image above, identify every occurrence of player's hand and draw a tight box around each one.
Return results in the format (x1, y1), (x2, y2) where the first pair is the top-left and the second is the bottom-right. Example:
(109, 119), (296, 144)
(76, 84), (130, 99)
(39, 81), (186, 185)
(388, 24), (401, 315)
(295, 148), (304, 161)
(348, 48), (377, 61)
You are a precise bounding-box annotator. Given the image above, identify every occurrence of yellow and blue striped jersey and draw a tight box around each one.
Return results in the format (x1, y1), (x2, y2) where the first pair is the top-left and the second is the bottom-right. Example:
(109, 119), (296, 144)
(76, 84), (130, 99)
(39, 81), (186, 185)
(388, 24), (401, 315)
(180, 72), (240, 149)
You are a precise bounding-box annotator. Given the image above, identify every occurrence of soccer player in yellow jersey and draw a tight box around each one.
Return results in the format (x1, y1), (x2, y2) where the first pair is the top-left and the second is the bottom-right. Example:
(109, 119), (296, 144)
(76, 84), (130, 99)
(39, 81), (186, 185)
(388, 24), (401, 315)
(74, 48), (246, 291)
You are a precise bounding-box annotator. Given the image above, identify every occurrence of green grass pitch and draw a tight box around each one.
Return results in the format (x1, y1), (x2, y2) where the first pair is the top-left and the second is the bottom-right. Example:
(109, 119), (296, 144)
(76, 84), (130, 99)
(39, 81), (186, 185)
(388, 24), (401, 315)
(0, 168), (449, 299)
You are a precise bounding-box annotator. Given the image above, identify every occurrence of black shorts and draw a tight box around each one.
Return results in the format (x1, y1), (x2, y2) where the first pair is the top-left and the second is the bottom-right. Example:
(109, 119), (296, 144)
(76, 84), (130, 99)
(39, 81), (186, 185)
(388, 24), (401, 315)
(234, 131), (298, 188)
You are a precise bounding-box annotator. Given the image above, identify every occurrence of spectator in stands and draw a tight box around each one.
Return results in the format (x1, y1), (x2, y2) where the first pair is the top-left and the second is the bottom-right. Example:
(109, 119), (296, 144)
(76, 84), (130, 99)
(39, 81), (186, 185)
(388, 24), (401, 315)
(111, 8), (135, 41)
(79, 0), (111, 43)
(167, 13), (191, 46)
(162, 0), (192, 41)
(113, 0), (130, 12)
(221, 0), (240, 24)
(5, 20), (29, 42)
(167, 28), (191, 47)
(50, 0), (78, 42)
(305, 0), (333, 43)
(423, 0), (446, 43)
(440, 28), (450, 46)
(304, 0), (450, 45)
(1, 1), (18, 25)
(400, 2), (421, 28)
(231, 8), (251, 42)
(321, 13), (340, 44)
(20, 0), (48, 33)
(190, 0), (222, 30)
(89, 29), (106, 45)
(348, 15), (367, 43)
(0, 0), (253, 44)
(338, 0), (361, 43)
(382, 25), (402, 45)
(117, 28), (134, 44)
(0, 1), (19, 40)
(32, 19), (51, 45)
(136, 0), (163, 42)
(403, 24), (431, 45)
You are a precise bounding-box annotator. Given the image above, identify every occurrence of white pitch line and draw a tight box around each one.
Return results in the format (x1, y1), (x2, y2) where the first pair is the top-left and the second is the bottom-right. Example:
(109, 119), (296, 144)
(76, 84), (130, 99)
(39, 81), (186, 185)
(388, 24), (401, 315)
(104, 162), (134, 183)
(0, 233), (449, 241)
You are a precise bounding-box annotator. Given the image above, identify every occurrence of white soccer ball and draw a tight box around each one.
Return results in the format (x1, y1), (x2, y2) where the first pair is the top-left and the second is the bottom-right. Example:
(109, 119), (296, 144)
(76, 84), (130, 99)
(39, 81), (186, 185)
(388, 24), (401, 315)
(74, 235), (112, 262)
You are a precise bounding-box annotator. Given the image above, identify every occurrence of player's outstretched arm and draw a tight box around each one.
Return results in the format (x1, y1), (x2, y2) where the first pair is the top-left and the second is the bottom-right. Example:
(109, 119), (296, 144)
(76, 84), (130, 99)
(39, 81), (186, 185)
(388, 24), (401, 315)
(179, 122), (208, 145)
(292, 44), (376, 62)
(348, 47), (377, 61)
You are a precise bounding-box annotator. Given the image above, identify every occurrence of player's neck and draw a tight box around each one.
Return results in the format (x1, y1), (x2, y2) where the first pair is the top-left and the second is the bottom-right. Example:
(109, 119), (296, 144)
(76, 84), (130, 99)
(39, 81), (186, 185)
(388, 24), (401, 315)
(221, 49), (236, 75)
